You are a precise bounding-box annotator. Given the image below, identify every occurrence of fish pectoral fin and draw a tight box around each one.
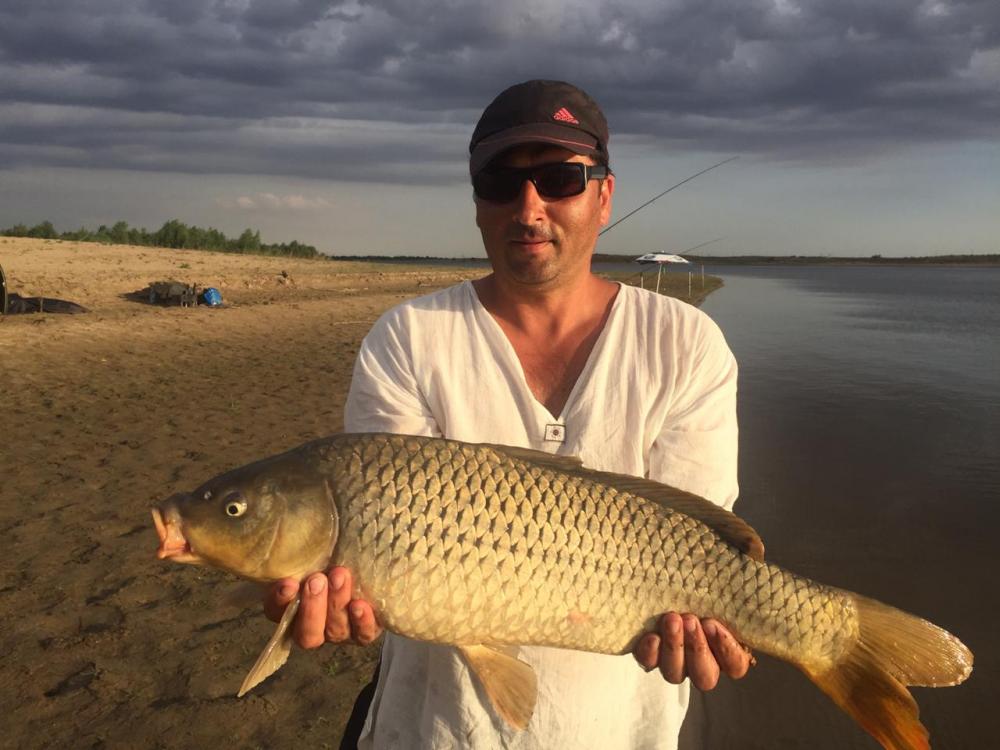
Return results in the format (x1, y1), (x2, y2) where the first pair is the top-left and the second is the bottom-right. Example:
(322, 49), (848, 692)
(458, 644), (537, 731)
(237, 595), (301, 698)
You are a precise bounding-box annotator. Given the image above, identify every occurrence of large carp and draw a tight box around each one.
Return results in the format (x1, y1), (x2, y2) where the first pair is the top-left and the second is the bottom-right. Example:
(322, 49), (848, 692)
(153, 433), (971, 750)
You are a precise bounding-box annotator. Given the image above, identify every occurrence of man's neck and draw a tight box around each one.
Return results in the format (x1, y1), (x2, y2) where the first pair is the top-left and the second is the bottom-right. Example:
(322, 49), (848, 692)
(472, 271), (620, 417)
(472, 272), (616, 337)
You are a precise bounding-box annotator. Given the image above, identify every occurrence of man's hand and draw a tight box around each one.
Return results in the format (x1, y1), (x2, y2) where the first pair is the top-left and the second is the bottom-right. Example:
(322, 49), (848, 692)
(264, 566), (382, 648)
(633, 612), (752, 690)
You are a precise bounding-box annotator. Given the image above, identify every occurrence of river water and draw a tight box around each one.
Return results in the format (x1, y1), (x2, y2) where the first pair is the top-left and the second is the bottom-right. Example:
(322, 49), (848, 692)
(678, 264), (999, 749)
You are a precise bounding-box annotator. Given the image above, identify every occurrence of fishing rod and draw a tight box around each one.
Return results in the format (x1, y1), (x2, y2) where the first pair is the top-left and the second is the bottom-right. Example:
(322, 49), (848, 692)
(599, 156), (738, 237)
(677, 237), (724, 255)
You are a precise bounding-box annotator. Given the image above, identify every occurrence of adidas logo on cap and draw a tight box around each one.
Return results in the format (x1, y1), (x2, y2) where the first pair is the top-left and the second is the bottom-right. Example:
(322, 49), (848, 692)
(552, 107), (580, 125)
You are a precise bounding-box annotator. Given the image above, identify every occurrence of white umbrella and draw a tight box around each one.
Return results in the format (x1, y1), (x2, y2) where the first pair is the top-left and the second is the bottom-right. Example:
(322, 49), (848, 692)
(634, 253), (691, 265)
(634, 253), (691, 292)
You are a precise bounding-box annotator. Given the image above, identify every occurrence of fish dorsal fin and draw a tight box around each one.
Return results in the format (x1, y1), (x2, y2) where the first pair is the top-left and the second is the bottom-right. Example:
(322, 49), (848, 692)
(593, 473), (765, 561)
(458, 644), (538, 731)
(481, 443), (585, 472)
(237, 595), (300, 697)
(483, 442), (764, 562)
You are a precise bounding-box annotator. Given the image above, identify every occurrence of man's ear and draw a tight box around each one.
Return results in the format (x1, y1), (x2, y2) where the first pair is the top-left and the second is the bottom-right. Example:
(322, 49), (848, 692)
(599, 171), (615, 226)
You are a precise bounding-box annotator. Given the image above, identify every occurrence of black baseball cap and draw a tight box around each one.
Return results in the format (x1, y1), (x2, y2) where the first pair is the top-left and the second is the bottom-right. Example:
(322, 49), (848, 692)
(469, 80), (610, 177)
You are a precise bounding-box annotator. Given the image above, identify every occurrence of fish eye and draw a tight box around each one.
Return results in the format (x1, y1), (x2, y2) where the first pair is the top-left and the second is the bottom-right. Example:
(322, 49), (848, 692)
(224, 493), (247, 517)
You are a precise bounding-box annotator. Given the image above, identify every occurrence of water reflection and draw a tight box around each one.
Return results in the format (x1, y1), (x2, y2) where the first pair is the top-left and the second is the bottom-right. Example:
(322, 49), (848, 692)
(703, 266), (1000, 393)
(681, 265), (999, 749)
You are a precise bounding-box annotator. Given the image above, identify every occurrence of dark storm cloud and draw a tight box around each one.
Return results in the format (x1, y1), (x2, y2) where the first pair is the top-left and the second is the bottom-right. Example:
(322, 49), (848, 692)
(1, 0), (997, 181)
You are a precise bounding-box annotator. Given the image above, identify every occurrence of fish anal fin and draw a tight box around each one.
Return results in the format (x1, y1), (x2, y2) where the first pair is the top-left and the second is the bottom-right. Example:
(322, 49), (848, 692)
(800, 593), (973, 750)
(458, 644), (537, 731)
(237, 595), (300, 697)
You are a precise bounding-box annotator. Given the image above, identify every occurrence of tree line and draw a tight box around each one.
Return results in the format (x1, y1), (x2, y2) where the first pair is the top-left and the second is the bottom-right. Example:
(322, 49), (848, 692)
(1, 219), (321, 259)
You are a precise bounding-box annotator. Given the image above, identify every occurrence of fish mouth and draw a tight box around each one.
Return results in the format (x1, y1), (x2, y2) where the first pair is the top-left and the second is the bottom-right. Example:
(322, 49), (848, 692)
(152, 505), (203, 565)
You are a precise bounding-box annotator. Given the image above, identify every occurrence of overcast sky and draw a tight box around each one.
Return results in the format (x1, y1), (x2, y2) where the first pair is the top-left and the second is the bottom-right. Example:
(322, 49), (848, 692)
(1, 0), (998, 257)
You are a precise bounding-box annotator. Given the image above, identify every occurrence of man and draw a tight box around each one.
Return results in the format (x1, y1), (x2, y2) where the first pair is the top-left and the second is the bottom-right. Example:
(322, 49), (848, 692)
(265, 80), (751, 748)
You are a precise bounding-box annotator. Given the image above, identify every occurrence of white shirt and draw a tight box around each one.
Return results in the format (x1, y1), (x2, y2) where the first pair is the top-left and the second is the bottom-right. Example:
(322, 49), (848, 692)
(344, 280), (738, 749)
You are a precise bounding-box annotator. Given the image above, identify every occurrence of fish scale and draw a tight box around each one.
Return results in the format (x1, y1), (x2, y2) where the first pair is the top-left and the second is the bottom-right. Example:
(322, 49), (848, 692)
(155, 431), (972, 749)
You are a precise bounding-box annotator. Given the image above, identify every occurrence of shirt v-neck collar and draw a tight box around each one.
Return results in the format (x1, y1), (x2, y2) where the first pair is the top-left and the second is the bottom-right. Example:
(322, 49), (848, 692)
(465, 279), (625, 422)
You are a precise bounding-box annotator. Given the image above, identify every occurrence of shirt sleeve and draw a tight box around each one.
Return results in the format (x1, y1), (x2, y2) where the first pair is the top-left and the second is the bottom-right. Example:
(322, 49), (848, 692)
(343, 311), (441, 437)
(650, 312), (739, 510)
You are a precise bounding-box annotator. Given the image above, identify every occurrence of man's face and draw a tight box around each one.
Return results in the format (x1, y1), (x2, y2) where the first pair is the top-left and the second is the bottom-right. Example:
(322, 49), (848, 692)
(474, 144), (615, 289)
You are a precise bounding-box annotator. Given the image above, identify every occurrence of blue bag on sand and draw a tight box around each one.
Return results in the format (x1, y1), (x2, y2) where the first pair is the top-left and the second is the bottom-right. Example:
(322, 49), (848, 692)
(202, 287), (222, 306)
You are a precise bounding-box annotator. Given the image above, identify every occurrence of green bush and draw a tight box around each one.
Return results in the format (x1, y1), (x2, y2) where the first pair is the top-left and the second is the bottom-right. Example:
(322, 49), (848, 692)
(2, 219), (320, 259)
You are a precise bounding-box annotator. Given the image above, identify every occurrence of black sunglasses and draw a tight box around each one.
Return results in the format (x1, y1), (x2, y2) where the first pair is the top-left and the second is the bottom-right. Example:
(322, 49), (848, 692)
(473, 162), (609, 203)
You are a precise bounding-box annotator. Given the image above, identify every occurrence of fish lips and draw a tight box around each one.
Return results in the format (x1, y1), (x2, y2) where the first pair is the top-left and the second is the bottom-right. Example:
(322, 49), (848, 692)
(152, 498), (203, 565)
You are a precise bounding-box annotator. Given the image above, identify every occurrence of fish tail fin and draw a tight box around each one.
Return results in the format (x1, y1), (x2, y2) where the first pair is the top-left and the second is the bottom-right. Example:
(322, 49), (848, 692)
(799, 594), (972, 750)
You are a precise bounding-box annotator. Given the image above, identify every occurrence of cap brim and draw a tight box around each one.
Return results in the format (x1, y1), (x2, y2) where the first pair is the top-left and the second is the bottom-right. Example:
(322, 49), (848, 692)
(469, 123), (600, 176)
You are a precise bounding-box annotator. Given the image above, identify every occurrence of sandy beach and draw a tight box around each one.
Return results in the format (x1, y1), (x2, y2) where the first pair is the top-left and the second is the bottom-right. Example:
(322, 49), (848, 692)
(1, 238), (484, 748)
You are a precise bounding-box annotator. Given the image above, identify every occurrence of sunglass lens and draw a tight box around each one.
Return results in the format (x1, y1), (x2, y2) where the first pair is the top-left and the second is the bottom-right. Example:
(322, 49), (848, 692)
(534, 164), (585, 198)
(473, 171), (520, 202)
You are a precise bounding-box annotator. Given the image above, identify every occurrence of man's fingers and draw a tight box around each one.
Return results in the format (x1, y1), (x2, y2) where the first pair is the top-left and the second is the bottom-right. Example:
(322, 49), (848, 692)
(348, 600), (382, 645)
(683, 615), (720, 690)
(324, 567), (353, 643)
(703, 618), (751, 680)
(269, 566), (378, 649)
(264, 578), (298, 623)
(633, 632), (660, 672)
(295, 573), (329, 649)
(657, 612), (686, 684)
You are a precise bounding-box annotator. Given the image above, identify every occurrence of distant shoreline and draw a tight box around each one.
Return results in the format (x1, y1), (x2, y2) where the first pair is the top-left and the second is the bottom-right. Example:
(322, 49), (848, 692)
(8, 236), (995, 265)
(596, 253), (1000, 266)
(328, 253), (1000, 266)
